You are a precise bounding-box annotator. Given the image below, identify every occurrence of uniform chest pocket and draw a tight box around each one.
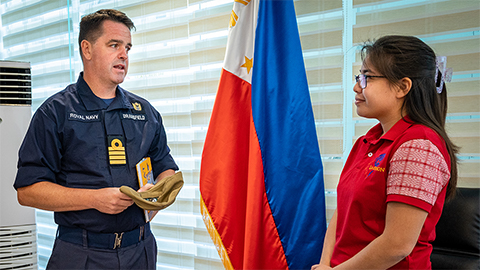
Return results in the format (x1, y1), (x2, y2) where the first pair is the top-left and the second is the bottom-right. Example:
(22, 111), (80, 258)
(121, 113), (148, 141)
(62, 120), (110, 184)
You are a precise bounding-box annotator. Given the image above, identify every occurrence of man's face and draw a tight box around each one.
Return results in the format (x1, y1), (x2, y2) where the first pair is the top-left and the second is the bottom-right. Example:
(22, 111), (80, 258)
(88, 20), (132, 88)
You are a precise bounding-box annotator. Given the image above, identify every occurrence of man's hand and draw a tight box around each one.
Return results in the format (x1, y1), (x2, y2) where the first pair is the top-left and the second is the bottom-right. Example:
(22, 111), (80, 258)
(17, 181), (133, 214)
(137, 183), (154, 193)
(134, 169), (176, 220)
(136, 183), (159, 219)
(92, 187), (134, 214)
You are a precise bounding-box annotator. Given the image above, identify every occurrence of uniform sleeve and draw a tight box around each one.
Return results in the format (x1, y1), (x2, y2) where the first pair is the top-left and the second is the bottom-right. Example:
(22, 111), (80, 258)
(14, 107), (63, 189)
(148, 110), (178, 178)
(386, 139), (450, 212)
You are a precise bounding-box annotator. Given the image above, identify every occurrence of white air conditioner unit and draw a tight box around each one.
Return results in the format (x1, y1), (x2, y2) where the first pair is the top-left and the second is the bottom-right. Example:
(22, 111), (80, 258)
(0, 61), (37, 270)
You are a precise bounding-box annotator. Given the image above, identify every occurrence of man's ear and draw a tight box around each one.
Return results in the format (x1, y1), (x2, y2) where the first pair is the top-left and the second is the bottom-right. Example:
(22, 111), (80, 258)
(81, 40), (92, 61)
(396, 77), (412, 98)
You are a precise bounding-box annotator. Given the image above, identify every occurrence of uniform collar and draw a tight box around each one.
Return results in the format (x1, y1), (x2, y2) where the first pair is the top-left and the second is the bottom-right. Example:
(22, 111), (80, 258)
(364, 116), (414, 144)
(77, 72), (133, 111)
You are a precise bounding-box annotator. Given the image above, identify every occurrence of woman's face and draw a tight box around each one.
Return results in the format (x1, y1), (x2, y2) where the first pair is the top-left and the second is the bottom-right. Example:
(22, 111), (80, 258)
(353, 60), (405, 126)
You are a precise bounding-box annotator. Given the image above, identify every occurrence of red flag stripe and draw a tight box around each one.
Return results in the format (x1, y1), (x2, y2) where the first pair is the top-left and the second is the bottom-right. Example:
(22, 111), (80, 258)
(200, 69), (288, 269)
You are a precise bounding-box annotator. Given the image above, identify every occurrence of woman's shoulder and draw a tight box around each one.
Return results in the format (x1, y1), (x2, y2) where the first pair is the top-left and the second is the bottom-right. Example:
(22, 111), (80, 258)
(394, 122), (449, 158)
(402, 123), (441, 141)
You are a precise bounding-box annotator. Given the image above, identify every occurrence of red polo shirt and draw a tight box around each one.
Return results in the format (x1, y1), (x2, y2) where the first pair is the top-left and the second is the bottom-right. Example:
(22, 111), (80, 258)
(331, 117), (451, 269)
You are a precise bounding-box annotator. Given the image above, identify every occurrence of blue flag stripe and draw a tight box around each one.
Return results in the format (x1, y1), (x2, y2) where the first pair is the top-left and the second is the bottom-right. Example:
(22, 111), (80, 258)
(251, 0), (327, 268)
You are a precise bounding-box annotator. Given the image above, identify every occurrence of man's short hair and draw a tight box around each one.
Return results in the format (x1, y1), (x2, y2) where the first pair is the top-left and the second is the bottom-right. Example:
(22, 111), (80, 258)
(78, 9), (135, 60)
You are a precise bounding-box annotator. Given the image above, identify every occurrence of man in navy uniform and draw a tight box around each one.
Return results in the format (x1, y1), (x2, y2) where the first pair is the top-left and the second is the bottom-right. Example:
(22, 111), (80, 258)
(14, 9), (178, 269)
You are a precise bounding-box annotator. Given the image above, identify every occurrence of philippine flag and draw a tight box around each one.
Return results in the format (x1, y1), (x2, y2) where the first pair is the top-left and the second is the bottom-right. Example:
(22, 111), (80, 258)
(199, 0), (327, 269)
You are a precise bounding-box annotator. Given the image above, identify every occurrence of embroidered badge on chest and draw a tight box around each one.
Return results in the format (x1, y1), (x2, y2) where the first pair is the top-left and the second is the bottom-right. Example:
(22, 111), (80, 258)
(108, 135), (126, 165)
(123, 101), (147, 121)
(367, 153), (386, 177)
(132, 102), (142, 112)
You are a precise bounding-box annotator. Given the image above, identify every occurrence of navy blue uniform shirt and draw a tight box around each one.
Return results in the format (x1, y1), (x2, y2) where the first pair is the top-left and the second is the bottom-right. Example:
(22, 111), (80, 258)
(14, 73), (178, 233)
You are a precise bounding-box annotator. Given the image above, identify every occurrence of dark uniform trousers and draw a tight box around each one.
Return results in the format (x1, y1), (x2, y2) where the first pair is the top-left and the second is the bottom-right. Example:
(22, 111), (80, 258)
(46, 229), (157, 270)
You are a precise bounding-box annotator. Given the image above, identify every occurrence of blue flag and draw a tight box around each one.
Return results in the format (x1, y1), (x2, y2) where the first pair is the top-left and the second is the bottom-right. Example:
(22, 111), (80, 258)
(252, 0), (327, 268)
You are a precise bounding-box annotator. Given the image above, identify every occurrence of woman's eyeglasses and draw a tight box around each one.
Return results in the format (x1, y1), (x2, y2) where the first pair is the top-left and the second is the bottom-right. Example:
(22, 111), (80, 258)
(355, 74), (386, 89)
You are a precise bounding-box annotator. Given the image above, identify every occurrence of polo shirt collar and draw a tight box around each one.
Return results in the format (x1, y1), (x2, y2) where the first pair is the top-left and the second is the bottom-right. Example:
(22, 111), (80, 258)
(364, 116), (414, 144)
(77, 72), (133, 111)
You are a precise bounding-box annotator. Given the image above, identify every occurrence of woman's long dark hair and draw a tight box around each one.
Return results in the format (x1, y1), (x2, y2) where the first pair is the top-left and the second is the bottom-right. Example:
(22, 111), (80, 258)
(361, 35), (458, 201)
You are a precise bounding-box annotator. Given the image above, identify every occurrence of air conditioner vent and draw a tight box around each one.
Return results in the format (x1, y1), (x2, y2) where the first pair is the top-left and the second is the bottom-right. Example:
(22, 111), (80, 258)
(0, 62), (31, 106)
(0, 224), (37, 270)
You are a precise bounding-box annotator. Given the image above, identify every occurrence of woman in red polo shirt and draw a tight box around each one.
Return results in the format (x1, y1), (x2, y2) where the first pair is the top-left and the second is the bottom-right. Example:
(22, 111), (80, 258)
(312, 35), (458, 270)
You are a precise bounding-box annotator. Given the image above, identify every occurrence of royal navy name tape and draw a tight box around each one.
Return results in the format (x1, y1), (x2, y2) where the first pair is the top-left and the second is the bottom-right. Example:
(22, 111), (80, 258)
(68, 112), (100, 122)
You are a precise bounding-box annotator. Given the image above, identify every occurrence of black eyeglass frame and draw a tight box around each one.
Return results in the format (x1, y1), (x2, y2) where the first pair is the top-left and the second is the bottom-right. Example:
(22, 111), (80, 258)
(354, 74), (386, 89)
